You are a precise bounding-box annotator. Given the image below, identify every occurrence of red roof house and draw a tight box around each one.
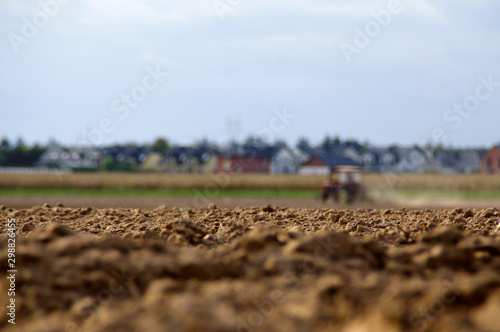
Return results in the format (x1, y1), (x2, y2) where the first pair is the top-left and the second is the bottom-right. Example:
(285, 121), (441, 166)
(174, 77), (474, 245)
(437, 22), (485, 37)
(482, 146), (500, 174)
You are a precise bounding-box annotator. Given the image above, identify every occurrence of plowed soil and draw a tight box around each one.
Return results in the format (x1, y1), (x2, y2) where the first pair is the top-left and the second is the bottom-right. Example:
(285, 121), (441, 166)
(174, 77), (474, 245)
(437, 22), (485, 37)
(3, 195), (500, 210)
(1, 204), (500, 332)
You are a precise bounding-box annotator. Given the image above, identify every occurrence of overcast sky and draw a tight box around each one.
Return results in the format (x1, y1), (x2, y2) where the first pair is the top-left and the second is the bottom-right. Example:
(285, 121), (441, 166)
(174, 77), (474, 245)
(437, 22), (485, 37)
(1, 0), (499, 148)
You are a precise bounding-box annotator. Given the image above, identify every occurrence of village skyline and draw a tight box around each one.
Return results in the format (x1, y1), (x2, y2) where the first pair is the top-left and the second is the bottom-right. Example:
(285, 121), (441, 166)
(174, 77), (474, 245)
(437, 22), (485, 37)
(2, 134), (499, 175)
(2, 132), (500, 151)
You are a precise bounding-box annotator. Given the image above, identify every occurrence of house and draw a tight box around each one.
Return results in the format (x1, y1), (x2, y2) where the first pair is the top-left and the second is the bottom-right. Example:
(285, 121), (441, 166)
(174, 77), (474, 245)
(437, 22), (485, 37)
(298, 148), (361, 175)
(457, 150), (486, 173)
(270, 147), (309, 174)
(217, 144), (277, 173)
(378, 148), (398, 173)
(140, 152), (165, 171)
(392, 147), (434, 173)
(482, 146), (500, 174)
(356, 147), (400, 173)
(165, 147), (218, 173)
(101, 146), (153, 166)
(343, 146), (362, 164)
(164, 147), (188, 173)
(359, 147), (396, 173)
(298, 155), (330, 175)
(36, 146), (102, 169)
(189, 147), (219, 174)
(430, 150), (484, 174)
(431, 151), (458, 174)
(360, 149), (378, 172)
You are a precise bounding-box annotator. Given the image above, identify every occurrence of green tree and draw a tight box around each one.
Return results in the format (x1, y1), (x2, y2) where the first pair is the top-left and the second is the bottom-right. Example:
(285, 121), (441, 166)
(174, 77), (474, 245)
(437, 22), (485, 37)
(0, 137), (11, 151)
(152, 137), (169, 153)
(99, 156), (116, 171)
(27, 143), (45, 164)
(333, 135), (341, 146)
(244, 135), (266, 146)
(194, 137), (216, 149)
(296, 137), (311, 151)
(321, 135), (335, 151)
(15, 137), (26, 149)
(116, 159), (134, 172)
(99, 156), (134, 172)
(273, 139), (288, 149)
(0, 137), (46, 166)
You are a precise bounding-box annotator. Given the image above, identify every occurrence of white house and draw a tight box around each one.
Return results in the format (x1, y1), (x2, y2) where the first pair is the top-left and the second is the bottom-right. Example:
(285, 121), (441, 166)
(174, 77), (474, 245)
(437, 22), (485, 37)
(393, 148), (432, 173)
(36, 146), (102, 169)
(270, 147), (309, 174)
(298, 155), (330, 175)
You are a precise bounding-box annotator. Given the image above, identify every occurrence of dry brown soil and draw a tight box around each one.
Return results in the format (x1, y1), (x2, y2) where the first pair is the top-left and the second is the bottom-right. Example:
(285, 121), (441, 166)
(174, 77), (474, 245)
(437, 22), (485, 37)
(3, 195), (500, 210)
(1, 203), (500, 332)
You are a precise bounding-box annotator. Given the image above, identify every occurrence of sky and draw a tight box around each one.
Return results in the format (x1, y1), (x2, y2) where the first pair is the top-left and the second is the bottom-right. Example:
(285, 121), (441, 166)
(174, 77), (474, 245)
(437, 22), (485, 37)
(1, 0), (499, 148)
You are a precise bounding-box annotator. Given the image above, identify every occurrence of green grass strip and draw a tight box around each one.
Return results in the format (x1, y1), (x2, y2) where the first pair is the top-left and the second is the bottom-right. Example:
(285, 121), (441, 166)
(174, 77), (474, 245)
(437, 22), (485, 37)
(0, 188), (319, 199)
(389, 190), (500, 200)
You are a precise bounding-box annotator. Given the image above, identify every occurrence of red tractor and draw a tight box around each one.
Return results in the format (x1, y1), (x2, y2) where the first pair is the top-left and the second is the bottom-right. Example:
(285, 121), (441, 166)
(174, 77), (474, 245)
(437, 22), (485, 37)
(321, 166), (366, 204)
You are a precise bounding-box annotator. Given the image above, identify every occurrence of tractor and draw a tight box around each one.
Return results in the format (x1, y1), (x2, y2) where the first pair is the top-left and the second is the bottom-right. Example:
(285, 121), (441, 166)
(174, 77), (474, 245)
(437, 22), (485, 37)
(321, 165), (366, 204)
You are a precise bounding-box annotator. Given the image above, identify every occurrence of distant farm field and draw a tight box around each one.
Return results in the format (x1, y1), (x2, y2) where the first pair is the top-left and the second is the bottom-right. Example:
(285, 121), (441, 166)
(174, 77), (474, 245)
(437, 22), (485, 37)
(0, 188), (319, 199)
(1, 172), (500, 198)
(0, 173), (324, 191)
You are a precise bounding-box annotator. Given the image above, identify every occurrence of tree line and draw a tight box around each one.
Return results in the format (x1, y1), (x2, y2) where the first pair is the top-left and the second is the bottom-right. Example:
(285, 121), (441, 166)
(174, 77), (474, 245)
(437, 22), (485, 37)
(0, 138), (46, 167)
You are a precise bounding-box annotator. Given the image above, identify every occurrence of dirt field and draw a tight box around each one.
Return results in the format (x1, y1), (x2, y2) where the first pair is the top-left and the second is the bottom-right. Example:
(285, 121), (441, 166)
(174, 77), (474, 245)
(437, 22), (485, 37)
(3, 195), (500, 210)
(1, 202), (500, 332)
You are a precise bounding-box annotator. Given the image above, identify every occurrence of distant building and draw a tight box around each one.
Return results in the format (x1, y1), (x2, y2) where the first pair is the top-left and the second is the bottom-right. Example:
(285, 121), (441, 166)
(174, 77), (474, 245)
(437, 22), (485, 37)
(358, 146), (485, 174)
(298, 155), (330, 175)
(432, 150), (484, 174)
(36, 146), (101, 169)
(392, 147), (433, 173)
(139, 152), (165, 171)
(270, 147), (309, 174)
(216, 145), (277, 173)
(165, 146), (218, 173)
(360, 147), (397, 173)
(101, 146), (153, 166)
(298, 148), (361, 175)
(456, 150), (485, 173)
(482, 146), (500, 174)
(34, 142), (491, 174)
